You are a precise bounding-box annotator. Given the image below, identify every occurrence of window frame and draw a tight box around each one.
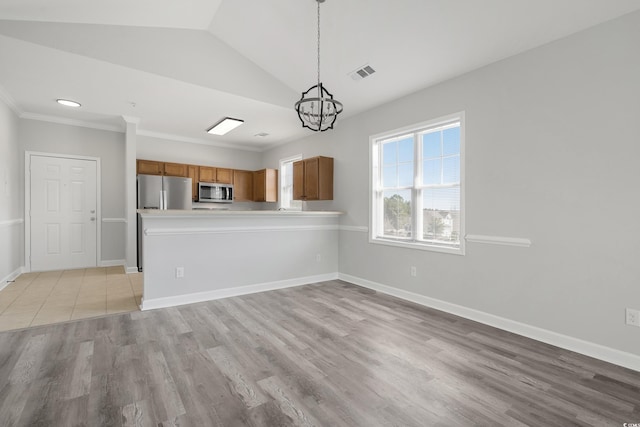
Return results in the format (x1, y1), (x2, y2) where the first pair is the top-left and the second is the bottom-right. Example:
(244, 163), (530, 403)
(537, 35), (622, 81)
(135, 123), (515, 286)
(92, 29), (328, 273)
(369, 112), (465, 255)
(279, 154), (303, 211)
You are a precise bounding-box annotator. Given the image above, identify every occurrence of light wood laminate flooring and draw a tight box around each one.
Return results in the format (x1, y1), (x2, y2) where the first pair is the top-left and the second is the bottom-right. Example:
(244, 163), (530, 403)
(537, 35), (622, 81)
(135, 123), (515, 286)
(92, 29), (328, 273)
(0, 267), (142, 332)
(0, 280), (639, 426)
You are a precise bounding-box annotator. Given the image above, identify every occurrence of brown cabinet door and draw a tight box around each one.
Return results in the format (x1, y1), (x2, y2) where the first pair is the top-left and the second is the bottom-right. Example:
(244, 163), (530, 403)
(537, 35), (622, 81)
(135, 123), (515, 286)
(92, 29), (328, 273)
(292, 160), (305, 200)
(187, 165), (199, 201)
(137, 159), (164, 176)
(304, 158), (320, 200)
(317, 156), (334, 200)
(253, 169), (278, 202)
(163, 162), (188, 177)
(199, 167), (216, 182)
(292, 157), (333, 200)
(253, 170), (266, 202)
(265, 169), (278, 202)
(233, 170), (254, 201)
(216, 168), (233, 184)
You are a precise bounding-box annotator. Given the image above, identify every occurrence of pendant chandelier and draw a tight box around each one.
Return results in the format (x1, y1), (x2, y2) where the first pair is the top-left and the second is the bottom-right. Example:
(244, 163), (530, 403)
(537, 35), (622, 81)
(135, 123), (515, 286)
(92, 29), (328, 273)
(294, 0), (343, 132)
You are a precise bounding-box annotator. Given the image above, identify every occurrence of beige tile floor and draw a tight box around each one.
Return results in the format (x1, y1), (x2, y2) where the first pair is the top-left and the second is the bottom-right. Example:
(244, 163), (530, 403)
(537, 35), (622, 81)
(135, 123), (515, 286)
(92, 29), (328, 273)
(0, 266), (143, 332)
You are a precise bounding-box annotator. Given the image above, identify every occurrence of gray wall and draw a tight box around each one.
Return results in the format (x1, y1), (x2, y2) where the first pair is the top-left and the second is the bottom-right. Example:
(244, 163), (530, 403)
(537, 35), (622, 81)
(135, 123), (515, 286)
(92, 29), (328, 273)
(137, 134), (262, 171)
(0, 98), (22, 283)
(19, 119), (127, 264)
(263, 11), (640, 356)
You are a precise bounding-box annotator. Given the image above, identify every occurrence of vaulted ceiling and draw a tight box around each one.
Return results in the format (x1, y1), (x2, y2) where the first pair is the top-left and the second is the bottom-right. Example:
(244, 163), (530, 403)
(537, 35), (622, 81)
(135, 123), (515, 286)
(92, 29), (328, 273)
(1, 0), (639, 151)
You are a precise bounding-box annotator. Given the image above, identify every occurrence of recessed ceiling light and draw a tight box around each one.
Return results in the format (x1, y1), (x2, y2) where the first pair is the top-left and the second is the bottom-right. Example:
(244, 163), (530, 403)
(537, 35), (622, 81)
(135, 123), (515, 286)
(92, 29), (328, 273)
(254, 132), (269, 137)
(207, 117), (244, 135)
(56, 99), (81, 108)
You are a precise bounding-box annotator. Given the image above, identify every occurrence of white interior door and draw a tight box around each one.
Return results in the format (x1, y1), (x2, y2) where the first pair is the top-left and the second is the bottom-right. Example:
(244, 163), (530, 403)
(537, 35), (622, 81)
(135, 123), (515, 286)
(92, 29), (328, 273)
(30, 155), (98, 271)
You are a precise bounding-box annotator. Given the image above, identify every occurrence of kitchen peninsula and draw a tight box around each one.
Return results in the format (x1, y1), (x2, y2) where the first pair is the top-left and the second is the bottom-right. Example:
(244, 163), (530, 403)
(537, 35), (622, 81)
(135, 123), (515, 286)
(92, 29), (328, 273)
(138, 209), (343, 310)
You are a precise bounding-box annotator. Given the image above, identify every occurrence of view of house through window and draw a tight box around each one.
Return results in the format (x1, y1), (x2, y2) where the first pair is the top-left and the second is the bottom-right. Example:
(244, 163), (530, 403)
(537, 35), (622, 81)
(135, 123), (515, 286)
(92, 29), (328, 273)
(280, 155), (303, 210)
(371, 113), (464, 254)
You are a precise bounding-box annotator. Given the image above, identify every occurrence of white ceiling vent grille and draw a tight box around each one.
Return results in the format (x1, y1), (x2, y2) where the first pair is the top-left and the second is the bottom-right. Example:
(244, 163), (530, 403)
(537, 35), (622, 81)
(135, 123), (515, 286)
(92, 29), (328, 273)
(349, 64), (376, 81)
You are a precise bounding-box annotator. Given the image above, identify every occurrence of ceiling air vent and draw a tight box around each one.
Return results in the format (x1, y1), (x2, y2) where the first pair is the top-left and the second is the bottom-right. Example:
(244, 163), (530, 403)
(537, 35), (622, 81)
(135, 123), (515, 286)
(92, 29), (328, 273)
(349, 64), (376, 81)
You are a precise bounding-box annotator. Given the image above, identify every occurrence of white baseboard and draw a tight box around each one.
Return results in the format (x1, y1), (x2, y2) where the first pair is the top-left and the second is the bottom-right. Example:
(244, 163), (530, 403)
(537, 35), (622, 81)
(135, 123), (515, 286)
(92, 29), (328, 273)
(0, 266), (24, 291)
(99, 259), (126, 267)
(338, 273), (640, 373)
(141, 273), (339, 311)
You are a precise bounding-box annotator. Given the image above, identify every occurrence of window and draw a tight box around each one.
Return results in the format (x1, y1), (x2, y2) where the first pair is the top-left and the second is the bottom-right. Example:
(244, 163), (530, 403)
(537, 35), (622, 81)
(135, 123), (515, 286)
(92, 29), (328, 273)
(370, 113), (464, 254)
(279, 155), (303, 210)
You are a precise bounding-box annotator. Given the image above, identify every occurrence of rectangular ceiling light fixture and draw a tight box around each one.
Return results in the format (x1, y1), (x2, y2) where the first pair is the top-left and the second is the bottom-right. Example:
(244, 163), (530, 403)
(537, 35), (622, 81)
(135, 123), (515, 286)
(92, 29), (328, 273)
(207, 117), (244, 135)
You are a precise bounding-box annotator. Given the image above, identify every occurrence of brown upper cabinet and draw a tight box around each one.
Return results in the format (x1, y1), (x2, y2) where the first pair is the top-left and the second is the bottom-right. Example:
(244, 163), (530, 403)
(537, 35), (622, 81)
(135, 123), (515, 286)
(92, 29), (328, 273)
(163, 162), (188, 177)
(293, 156), (333, 201)
(253, 169), (278, 202)
(199, 166), (233, 184)
(137, 159), (164, 176)
(136, 160), (188, 177)
(216, 168), (233, 184)
(233, 170), (254, 202)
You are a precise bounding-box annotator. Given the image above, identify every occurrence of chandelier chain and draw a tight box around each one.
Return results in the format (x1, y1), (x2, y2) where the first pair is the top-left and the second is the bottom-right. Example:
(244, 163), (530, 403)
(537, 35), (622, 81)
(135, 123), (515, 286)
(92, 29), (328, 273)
(317, 0), (321, 89)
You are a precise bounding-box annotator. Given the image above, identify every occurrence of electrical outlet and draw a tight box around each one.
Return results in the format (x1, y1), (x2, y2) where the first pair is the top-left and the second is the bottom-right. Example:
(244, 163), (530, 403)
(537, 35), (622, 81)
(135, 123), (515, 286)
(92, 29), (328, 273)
(410, 266), (417, 277)
(626, 308), (640, 327)
(176, 267), (184, 278)
(316, 254), (322, 262)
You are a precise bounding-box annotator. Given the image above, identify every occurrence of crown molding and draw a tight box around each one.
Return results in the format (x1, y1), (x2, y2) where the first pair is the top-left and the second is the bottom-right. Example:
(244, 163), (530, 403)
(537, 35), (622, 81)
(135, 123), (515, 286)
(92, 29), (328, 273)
(121, 115), (141, 125)
(20, 112), (124, 133)
(0, 84), (23, 116)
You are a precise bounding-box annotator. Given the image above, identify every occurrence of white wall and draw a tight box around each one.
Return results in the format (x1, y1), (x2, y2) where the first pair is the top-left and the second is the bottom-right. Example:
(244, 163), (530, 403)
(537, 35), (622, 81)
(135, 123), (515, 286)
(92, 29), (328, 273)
(0, 97), (22, 285)
(263, 11), (640, 358)
(19, 119), (127, 264)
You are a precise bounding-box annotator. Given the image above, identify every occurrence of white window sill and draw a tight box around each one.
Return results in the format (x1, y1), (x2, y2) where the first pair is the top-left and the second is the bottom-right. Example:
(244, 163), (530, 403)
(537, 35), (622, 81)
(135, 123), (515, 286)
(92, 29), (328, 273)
(369, 236), (465, 255)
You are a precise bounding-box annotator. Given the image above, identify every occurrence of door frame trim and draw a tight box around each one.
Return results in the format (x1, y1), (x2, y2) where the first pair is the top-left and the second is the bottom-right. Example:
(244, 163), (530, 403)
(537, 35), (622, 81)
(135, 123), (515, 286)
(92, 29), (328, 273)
(25, 151), (102, 272)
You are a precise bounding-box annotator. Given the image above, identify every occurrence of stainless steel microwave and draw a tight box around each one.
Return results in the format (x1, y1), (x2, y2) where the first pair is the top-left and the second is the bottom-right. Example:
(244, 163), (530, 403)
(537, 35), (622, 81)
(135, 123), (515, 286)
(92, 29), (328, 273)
(198, 182), (233, 203)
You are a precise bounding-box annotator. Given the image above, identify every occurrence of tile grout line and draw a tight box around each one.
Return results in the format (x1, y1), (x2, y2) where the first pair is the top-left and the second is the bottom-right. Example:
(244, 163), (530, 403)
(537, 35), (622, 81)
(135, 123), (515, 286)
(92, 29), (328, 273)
(0, 272), (40, 316)
(70, 268), (88, 319)
(29, 270), (73, 327)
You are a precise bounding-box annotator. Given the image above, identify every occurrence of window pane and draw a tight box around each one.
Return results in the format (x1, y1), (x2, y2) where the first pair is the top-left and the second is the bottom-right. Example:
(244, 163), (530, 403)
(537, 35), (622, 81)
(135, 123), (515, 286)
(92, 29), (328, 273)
(398, 137), (414, 162)
(382, 141), (397, 165)
(422, 187), (460, 245)
(383, 189), (412, 239)
(423, 187), (460, 211)
(422, 132), (441, 158)
(442, 155), (460, 183)
(280, 158), (302, 210)
(423, 159), (441, 185)
(443, 126), (460, 156)
(383, 165), (397, 188)
(398, 163), (413, 187)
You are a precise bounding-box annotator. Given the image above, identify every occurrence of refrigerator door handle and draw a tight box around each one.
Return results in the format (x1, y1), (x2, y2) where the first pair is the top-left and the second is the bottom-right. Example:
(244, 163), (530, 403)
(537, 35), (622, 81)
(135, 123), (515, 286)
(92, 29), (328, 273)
(160, 190), (165, 210)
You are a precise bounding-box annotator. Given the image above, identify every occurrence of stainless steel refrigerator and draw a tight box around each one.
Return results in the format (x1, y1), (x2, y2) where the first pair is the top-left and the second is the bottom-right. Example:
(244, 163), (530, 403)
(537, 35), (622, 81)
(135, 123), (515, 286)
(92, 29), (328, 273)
(137, 174), (192, 210)
(137, 174), (192, 271)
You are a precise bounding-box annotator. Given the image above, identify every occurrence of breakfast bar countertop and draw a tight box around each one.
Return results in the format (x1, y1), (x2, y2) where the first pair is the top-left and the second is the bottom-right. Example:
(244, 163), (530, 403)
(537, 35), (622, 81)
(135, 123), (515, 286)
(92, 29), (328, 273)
(137, 209), (344, 217)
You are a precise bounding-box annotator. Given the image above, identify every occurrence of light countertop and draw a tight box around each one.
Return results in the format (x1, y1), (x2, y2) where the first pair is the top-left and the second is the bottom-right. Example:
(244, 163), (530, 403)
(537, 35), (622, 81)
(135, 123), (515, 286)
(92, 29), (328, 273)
(138, 209), (343, 218)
